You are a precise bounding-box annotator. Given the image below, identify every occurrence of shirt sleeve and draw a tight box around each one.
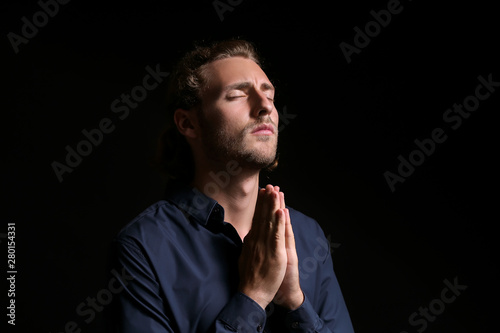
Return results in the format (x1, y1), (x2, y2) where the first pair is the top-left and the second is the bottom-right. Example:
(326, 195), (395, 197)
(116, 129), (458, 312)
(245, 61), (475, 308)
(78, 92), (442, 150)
(107, 238), (269, 333)
(213, 292), (268, 333)
(107, 238), (176, 333)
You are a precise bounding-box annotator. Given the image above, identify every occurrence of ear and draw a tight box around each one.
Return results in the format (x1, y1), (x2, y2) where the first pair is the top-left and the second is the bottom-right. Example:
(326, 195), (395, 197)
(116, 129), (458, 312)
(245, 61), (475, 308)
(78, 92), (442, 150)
(174, 108), (199, 139)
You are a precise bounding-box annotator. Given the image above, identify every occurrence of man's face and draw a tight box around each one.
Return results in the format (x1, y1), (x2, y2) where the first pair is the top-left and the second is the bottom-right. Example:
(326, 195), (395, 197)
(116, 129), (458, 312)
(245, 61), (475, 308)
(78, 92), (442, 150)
(197, 56), (279, 169)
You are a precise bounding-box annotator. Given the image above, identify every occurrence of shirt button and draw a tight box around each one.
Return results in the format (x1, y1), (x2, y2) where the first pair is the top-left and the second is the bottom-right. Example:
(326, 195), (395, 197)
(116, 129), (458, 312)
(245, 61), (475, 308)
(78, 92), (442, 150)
(291, 321), (300, 329)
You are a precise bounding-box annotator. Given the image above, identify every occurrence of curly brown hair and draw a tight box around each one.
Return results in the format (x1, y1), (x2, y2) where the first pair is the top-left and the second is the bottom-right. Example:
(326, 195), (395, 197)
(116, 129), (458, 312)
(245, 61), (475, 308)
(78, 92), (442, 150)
(155, 39), (278, 184)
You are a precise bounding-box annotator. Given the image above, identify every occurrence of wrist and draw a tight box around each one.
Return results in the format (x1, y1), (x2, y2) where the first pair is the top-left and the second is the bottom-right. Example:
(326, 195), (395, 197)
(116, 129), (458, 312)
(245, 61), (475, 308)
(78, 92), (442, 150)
(275, 289), (304, 310)
(239, 288), (272, 310)
(285, 290), (305, 310)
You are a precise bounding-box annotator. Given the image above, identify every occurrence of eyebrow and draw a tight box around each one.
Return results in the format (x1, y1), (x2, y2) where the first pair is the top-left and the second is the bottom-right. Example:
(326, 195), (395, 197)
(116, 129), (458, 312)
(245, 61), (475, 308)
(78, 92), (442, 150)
(224, 81), (275, 93)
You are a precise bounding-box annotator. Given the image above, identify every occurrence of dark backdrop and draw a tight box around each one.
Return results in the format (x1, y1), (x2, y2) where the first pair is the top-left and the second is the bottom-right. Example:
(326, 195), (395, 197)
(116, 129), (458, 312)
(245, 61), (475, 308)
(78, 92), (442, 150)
(3, 0), (499, 332)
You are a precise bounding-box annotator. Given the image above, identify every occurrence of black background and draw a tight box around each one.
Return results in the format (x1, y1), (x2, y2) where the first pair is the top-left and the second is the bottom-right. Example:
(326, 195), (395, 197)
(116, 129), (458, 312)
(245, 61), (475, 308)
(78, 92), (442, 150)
(2, 0), (499, 332)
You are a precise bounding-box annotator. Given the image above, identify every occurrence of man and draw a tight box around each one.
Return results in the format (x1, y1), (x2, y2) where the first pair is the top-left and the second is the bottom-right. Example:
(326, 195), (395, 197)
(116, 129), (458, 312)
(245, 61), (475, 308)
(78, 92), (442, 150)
(107, 39), (354, 332)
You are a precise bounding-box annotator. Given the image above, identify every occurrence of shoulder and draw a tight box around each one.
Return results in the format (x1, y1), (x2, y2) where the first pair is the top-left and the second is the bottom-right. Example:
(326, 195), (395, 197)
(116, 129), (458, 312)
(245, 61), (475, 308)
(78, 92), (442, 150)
(287, 206), (325, 237)
(287, 206), (334, 264)
(114, 200), (182, 246)
(287, 206), (331, 248)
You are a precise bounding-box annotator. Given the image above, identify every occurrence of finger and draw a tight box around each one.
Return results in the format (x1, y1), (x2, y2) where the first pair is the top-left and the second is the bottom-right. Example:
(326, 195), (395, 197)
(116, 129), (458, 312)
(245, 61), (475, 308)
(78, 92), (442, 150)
(273, 186), (283, 209)
(284, 208), (296, 254)
(255, 187), (266, 215)
(250, 188), (267, 235)
(252, 186), (276, 233)
(262, 186), (276, 225)
(271, 186), (284, 212)
(273, 208), (286, 248)
(265, 190), (282, 243)
(269, 189), (281, 221)
(261, 185), (275, 222)
(254, 185), (280, 238)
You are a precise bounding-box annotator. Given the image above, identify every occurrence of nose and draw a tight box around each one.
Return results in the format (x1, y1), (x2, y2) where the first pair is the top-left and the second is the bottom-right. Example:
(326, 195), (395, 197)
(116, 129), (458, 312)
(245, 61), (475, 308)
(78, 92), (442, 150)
(250, 89), (274, 118)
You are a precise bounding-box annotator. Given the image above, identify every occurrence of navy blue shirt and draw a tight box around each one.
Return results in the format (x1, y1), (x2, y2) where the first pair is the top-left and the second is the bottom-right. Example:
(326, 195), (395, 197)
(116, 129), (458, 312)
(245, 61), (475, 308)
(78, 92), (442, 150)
(108, 183), (354, 332)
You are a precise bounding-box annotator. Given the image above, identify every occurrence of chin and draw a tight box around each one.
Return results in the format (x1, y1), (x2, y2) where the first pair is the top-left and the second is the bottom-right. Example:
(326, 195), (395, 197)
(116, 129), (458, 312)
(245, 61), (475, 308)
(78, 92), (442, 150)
(239, 151), (276, 169)
(232, 138), (277, 168)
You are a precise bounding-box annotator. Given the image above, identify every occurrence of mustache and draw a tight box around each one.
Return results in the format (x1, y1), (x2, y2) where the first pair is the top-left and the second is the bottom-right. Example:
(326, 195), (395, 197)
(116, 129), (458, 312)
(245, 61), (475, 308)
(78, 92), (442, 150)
(244, 116), (278, 134)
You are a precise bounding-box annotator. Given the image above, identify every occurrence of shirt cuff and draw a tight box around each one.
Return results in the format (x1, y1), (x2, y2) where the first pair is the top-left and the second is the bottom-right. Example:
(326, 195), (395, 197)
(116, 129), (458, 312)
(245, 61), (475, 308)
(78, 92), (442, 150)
(284, 294), (323, 332)
(216, 292), (267, 332)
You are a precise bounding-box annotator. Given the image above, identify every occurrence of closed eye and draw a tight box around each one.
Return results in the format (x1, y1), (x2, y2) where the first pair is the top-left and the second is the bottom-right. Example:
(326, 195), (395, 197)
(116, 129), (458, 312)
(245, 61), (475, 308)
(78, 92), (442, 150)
(226, 95), (246, 100)
(227, 96), (274, 102)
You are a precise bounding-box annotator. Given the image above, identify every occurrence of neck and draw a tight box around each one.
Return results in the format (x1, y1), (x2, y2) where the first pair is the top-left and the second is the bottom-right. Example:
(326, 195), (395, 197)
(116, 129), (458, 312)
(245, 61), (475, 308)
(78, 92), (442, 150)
(191, 160), (260, 240)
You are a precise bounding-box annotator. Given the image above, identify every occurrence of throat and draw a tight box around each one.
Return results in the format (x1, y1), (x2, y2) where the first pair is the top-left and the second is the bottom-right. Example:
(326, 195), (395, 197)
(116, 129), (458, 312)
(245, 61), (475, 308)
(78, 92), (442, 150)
(225, 215), (253, 241)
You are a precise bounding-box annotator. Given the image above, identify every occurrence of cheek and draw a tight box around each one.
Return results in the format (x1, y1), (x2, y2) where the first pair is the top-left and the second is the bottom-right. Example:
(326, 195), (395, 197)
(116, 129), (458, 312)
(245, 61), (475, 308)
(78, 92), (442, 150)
(219, 107), (251, 129)
(203, 105), (232, 128)
(213, 113), (247, 135)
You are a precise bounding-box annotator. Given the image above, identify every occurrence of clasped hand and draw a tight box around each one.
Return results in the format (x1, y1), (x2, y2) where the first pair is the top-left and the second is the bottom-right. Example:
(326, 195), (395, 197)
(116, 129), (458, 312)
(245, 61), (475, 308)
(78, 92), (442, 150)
(238, 185), (304, 310)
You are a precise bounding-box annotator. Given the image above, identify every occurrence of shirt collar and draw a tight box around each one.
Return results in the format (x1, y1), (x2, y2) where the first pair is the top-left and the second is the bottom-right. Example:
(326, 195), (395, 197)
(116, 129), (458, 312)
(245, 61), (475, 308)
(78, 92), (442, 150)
(164, 181), (224, 226)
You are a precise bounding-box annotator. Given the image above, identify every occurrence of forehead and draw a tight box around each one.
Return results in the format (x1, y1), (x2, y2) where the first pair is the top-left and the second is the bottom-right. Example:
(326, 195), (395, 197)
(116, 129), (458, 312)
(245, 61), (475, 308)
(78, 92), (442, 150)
(202, 56), (273, 92)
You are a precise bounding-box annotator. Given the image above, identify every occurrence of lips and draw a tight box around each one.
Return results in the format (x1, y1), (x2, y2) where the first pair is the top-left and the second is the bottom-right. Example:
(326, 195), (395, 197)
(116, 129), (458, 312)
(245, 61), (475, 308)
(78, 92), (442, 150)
(251, 124), (275, 135)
